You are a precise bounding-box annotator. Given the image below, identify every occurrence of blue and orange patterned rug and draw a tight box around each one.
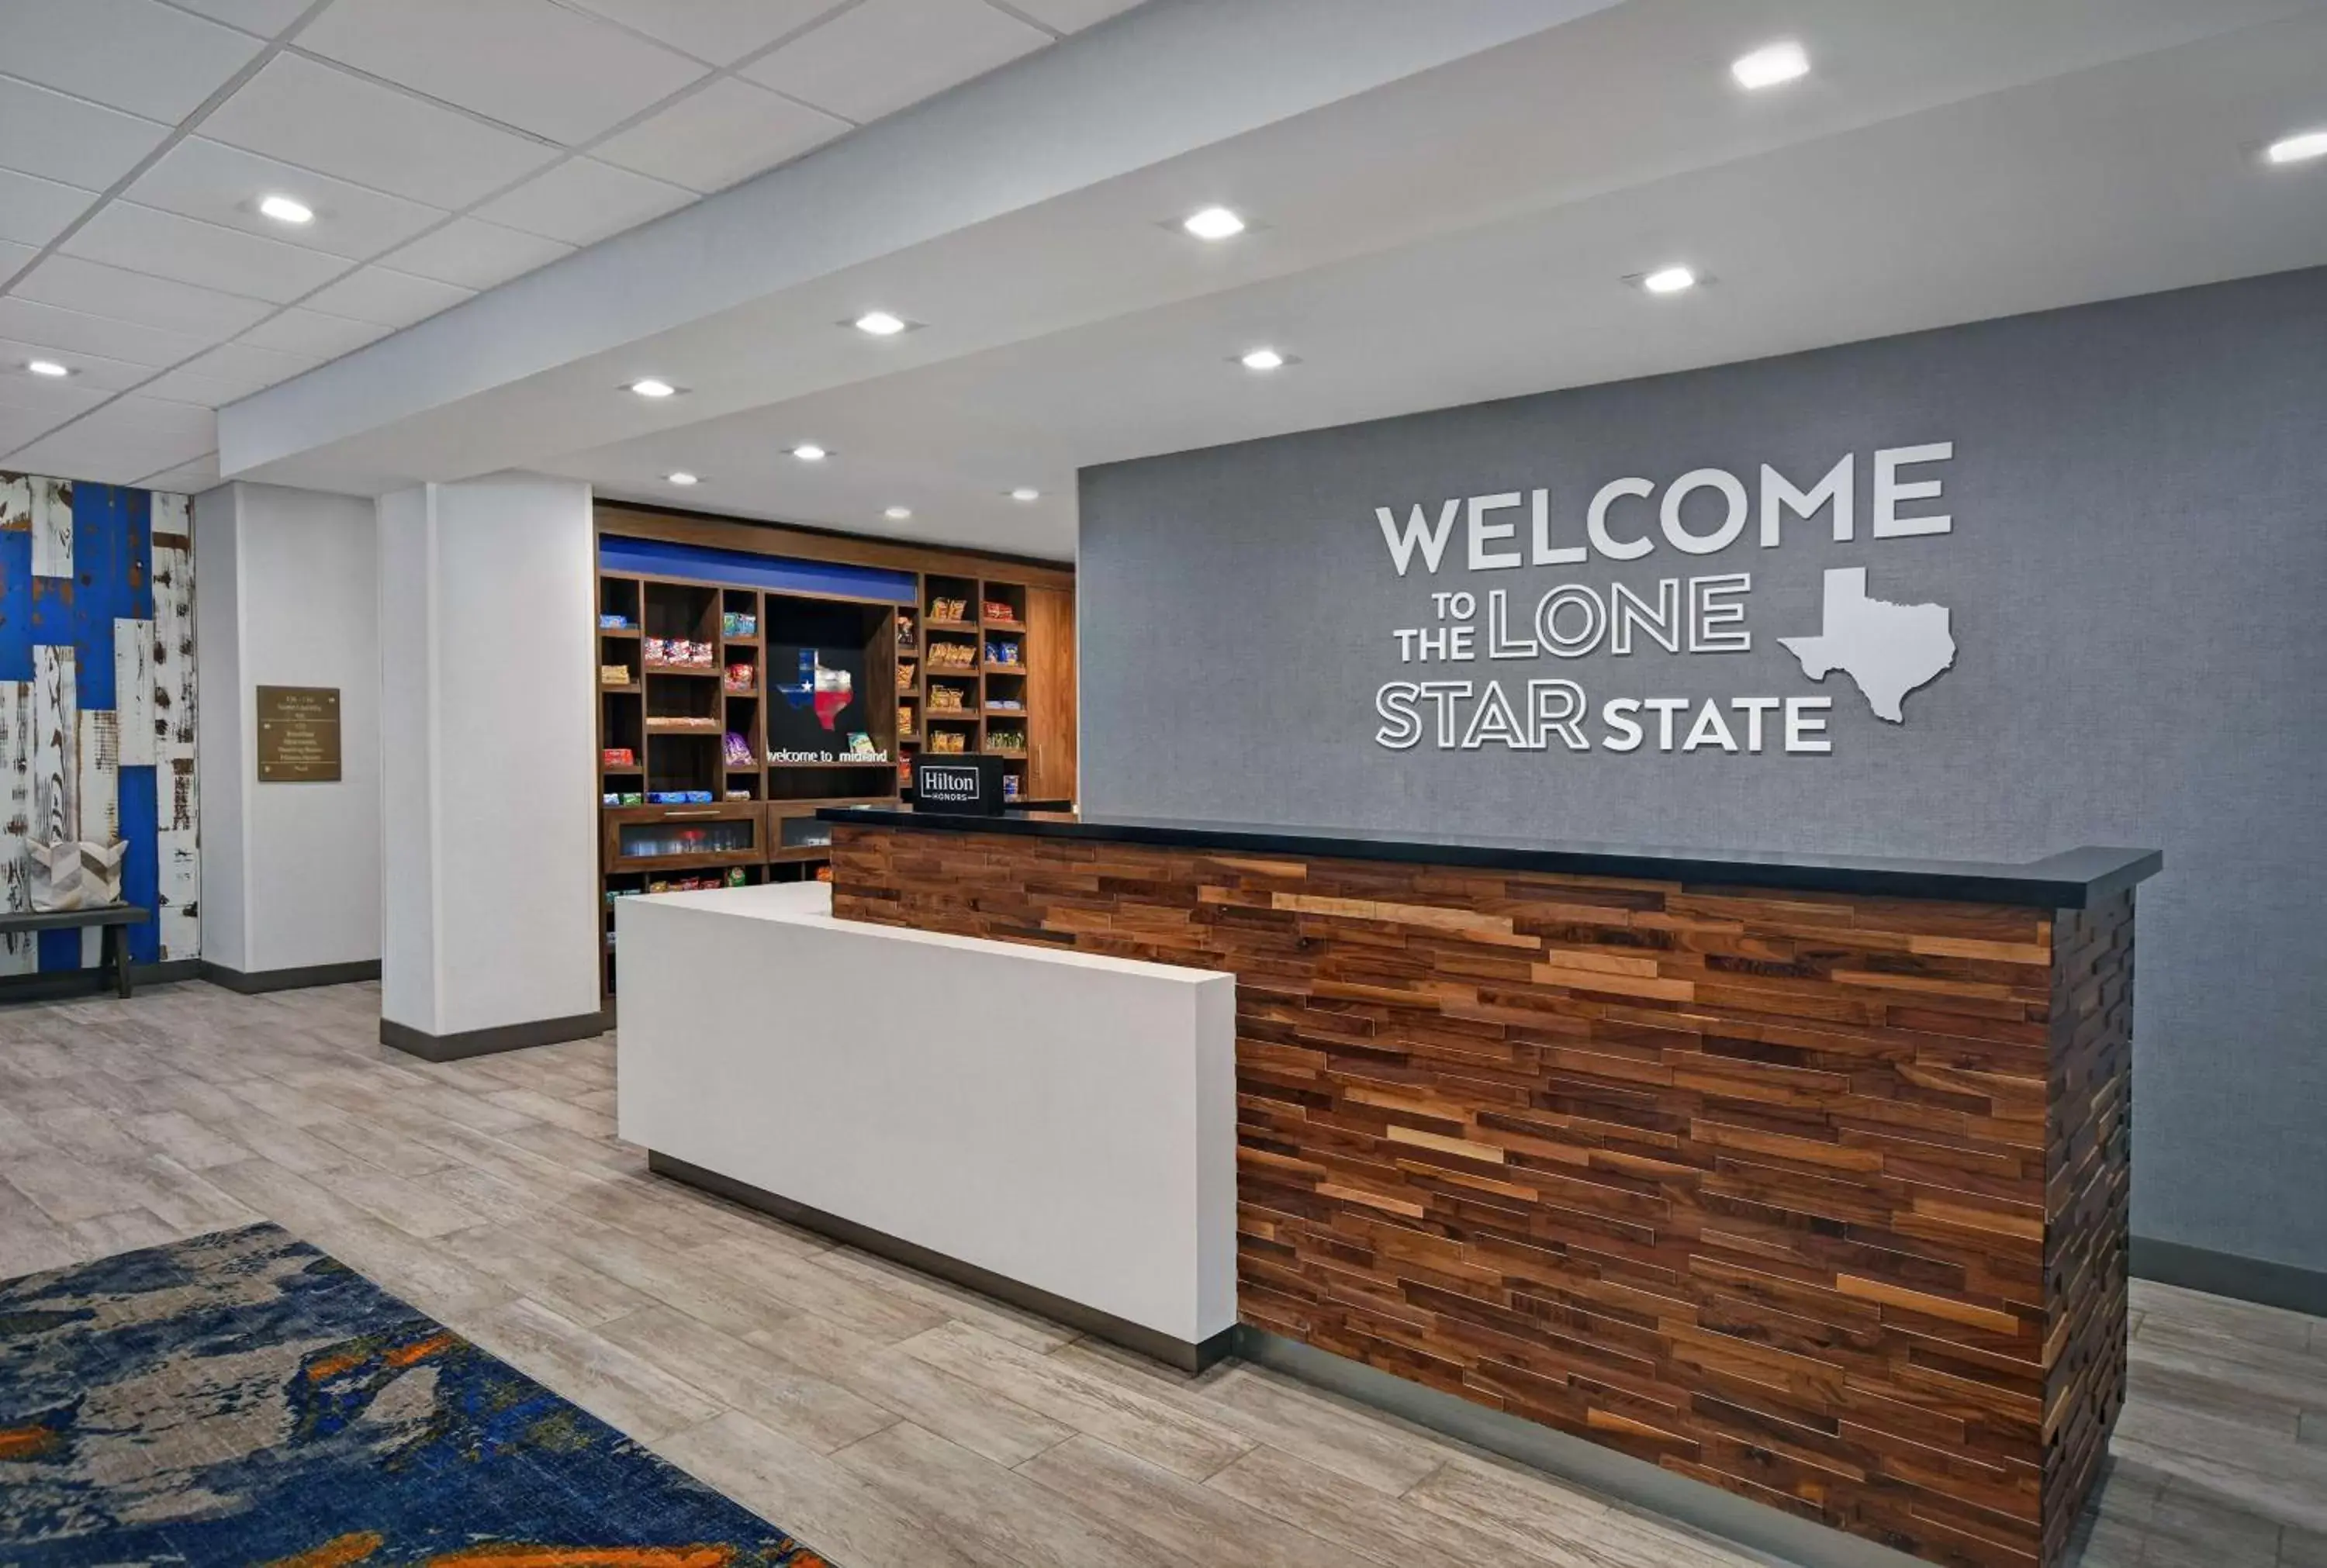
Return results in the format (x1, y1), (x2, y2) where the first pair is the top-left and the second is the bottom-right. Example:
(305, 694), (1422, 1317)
(1, 1223), (832, 1566)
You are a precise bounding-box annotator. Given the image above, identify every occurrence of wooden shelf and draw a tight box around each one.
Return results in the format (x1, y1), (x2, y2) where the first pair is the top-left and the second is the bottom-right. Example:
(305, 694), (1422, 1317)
(600, 532), (1074, 1001)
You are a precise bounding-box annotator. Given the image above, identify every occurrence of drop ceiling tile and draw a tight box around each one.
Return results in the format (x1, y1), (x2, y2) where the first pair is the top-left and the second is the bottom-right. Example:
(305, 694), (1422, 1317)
(137, 340), (320, 405)
(1005, 0), (1143, 31)
(299, 0), (710, 147)
(0, 0), (264, 122)
(379, 217), (572, 292)
(0, 77), (173, 191)
(561, 0), (851, 66)
(0, 335), (157, 392)
(0, 298), (209, 368)
(0, 368), (110, 420)
(237, 308), (391, 357)
(201, 54), (561, 209)
(0, 402), (75, 458)
(596, 78), (847, 193)
(472, 157), (694, 246)
(14, 254), (271, 340)
(301, 266), (473, 328)
(137, 451), (223, 492)
(168, 0), (312, 36)
(126, 139), (451, 262)
(5, 394), (215, 485)
(0, 168), (100, 249)
(744, 0), (1049, 124)
(0, 239), (34, 276)
(61, 202), (357, 304)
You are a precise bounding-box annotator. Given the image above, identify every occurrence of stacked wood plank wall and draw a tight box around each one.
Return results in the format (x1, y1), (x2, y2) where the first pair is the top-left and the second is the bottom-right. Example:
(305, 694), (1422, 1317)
(2039, 890), (2134, 1565)
(828, 824), (2134, 1568)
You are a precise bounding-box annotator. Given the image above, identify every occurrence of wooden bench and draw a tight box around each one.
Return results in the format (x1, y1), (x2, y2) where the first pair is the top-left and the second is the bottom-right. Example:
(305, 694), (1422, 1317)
(0, 905), (152, 998)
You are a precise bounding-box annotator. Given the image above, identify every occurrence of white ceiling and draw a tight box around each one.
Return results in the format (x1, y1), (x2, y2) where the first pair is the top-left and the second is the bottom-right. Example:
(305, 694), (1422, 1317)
(0, 0), (1145, 488)
(8, 0), (2326, 565)
(185, 0), (2327, 560)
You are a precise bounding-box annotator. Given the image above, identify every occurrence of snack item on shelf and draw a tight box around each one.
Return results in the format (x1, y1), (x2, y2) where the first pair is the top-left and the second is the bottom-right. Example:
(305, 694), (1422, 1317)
(600, 613), (634, 629)
(987, 697), (1023, 712)
(814, 865), (834, 883)
(895, 613), (916, 648)
(723, 730), (755, 767)
(987, 728), (1026, 751)
(603, 792), (621, 806)
(645, 715), (721, 730)
(845, 731), (880, 759)
(1003, 775), (1022, 800)
(721, 610), (758, 638)
(620, 792), (645, 806)
(601, 664), (632, 686)
(724, 662), (755, 692)
(929, 596), (970, 622)
(725, 789), (753, 802)
(897, 705), (914, 735)
(643, 637), (667, 664)
(927, 684), (965, 711)
(930, 730), (967, 754)
(603, 747), (636, 767)
(927, 639), (977, 668)
(982, 600), (1016, 623)
(984, 641), (1022, 665)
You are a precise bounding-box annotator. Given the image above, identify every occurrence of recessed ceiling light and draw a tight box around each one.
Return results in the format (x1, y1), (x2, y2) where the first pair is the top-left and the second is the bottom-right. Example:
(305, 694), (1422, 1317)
(666, 471), (699, 486)
(793, 444), (828, 461)
(854, 311), (908, 336)
(1240, 347), (1287, 371)
(1182, 205), (1246, 240)
(884, 506), (912, 520)
(258, 193), (314, 225)
(1731, 41), (1809, 90)
(1641, 265), (1698, 295)
(1009, 487), (1040, 503)
(629, 378), (677, 398)
(26, 360), (70, 378)
(2265, 128), (2327, 165)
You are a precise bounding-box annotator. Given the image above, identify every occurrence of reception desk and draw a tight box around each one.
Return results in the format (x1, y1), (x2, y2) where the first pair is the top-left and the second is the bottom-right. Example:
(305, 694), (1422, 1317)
(818, 806), (2159, 1568)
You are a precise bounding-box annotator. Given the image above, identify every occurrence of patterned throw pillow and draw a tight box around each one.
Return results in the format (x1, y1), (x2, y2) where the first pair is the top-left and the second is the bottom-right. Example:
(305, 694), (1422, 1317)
(29, 839), (128, 911)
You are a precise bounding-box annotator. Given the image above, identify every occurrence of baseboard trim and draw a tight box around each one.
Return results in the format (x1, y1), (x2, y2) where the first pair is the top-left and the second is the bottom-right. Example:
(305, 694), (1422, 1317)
(1240, 1328), (1929, 1568)
(647, 1150), (1237, 1375)
(379, 1009), (610, 1062)
(201, 958), (381, 994)
(0, 958), (202, 1003)
(2132, 1235), (2327, 1318)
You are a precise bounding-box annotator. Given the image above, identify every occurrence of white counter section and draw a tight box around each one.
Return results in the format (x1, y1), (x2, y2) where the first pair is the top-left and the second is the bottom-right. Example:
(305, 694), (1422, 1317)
(617, 882), (1238, 1352)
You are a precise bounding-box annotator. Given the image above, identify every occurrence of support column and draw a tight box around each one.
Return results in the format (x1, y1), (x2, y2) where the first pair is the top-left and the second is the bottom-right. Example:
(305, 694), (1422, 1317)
(378, 473), (601, 1059)
(192, 482), (383, 991)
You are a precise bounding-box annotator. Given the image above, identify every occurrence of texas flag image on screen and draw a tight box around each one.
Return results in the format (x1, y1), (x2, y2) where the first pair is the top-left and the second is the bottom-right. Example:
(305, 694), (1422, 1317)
(777, 648), (855, 730)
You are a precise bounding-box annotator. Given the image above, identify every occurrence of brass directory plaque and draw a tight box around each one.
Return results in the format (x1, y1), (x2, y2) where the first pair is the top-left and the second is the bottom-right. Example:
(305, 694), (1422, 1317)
(256, 686), (342, 782)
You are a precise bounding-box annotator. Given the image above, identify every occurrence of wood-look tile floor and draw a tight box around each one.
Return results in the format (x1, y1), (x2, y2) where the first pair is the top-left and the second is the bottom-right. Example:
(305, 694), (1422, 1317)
(3, 980), (2322, 1568)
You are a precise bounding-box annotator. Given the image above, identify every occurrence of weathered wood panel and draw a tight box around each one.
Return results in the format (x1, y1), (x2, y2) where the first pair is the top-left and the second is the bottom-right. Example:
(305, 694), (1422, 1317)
(829, 824), (2132, 1568)
(151, 506), (199, 958)
(31, 644), (74, 845)
(114, 616), (154, 767)
(0, 680), (30, 976)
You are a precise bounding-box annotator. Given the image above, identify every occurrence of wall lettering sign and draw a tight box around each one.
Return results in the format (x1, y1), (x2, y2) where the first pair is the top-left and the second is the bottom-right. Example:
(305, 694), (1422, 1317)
(1371, 443), (1958, 756)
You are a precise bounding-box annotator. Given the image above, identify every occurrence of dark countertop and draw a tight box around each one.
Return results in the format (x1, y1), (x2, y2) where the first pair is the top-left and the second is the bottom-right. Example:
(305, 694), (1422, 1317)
(815, 806), (2161, 909)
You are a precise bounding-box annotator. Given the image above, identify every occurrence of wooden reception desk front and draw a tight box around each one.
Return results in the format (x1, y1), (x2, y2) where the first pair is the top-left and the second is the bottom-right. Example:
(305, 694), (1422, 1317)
(818, 806), (2160, 1568)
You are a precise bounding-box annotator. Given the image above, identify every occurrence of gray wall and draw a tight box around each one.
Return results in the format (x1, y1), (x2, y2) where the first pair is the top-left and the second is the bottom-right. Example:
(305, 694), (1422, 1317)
(1080, 264), (2327, 1276)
